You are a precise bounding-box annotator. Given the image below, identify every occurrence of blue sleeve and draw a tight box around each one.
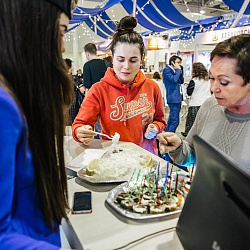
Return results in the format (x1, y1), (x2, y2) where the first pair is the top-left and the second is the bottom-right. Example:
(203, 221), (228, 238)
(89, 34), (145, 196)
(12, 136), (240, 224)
(179, 151), (196, 167)
(163, 67), (183, 84)
(0, 89), (59, 250)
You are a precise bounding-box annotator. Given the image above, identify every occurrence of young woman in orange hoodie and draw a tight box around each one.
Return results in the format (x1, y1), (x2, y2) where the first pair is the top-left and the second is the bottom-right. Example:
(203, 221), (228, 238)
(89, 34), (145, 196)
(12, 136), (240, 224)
(72, 16), (166, 154)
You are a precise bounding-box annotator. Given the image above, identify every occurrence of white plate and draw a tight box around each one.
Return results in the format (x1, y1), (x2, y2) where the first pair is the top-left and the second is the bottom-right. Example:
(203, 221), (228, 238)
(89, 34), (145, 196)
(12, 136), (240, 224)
(66, 149), (108, 168)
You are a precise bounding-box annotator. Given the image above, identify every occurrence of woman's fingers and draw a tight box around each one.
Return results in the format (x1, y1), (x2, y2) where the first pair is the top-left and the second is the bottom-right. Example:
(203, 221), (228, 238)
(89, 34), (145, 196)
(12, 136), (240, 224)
(76, 125), (95, 144)
(157, 132), (182, 153)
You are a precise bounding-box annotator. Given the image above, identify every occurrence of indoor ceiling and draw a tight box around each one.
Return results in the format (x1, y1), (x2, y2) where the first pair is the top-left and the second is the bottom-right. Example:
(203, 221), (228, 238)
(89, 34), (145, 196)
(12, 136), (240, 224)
(172, 0), (231, 14)
(64, 0), (237, 52)
(80, 0), (233, 16)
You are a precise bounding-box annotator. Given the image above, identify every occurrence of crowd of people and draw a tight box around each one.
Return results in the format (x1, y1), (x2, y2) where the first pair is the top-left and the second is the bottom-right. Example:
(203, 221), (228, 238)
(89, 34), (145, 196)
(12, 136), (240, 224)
(158, 34), (250, 171)
(0, 0), (250, 248)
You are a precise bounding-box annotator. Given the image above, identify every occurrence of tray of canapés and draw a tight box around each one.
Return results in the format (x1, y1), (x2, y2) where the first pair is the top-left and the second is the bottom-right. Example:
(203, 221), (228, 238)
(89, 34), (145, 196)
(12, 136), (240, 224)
(77, 146), (155, 184)
(106, 163), (195, 220)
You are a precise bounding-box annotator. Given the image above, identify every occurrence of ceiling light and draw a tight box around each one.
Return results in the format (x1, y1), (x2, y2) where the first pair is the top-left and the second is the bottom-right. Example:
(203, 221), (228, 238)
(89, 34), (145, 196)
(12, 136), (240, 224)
(200, 8), (205, 14)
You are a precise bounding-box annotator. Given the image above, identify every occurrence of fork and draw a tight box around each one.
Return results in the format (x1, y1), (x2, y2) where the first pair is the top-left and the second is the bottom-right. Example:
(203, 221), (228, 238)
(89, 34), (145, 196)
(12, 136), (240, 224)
(94, 131), (114, 140)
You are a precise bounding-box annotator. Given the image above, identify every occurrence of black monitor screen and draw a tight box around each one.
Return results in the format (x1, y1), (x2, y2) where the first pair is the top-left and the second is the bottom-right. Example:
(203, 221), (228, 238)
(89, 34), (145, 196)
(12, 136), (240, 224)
(177, 135), (250, 250)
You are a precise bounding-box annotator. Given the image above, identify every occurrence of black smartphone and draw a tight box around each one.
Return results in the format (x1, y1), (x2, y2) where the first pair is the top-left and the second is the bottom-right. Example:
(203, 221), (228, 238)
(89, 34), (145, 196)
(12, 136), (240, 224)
(72, 191), (92, 214)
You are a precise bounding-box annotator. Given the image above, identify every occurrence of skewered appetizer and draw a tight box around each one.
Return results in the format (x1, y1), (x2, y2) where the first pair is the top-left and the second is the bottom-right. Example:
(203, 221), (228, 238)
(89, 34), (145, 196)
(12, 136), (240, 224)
(114, 163), (193, 215)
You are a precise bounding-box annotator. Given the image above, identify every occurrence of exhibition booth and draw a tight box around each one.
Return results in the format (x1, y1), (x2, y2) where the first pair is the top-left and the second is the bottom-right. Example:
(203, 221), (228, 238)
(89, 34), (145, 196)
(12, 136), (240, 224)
(194, 25), (250, 61)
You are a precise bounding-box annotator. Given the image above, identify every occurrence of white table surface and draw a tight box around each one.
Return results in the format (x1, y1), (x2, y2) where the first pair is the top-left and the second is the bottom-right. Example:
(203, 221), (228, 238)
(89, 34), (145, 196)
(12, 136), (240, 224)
(63, 136), (184, 250)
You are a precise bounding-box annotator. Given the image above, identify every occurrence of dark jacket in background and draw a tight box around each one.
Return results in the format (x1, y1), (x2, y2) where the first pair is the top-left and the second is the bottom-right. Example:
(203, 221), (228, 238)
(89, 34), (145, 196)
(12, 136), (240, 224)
(83, 59), (107, 89)
(67, 75), (85, 125)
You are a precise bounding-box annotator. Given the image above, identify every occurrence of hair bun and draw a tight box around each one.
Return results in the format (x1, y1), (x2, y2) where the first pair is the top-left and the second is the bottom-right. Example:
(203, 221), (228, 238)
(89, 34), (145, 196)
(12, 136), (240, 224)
(117, 16), (137, 32)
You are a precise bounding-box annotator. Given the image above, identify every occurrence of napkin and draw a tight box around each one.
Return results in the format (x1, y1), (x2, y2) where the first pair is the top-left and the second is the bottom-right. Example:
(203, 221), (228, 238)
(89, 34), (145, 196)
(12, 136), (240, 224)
(81, 149), (108, 166)
(67, 149), (108, 168)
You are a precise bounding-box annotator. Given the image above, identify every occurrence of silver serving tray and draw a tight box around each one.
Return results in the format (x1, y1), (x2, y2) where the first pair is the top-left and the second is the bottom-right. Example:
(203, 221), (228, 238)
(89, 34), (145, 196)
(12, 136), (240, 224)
(77, 167), (127, 184)
(106, 182), (182, 220)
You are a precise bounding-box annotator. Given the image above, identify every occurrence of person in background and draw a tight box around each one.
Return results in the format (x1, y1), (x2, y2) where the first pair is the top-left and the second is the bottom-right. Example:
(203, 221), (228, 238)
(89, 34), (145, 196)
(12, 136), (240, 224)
(76, 68), (83, 79)
(157, 34), (250, 171)
(65, 58), (85, 125)
(74, 69), (85, 94)
(181, 62), (211, 137)
(82, 43), (107, 136)
(75, 69), (85, 97)
(104, 55), (113, 68)
(163, 55), (184, 132)
(72, 16), (166, 155)
(152, 71), (167, 107)
(65, 58), (73, 75)
(0, 0), (76, 249)
(83, 43), (107, 90)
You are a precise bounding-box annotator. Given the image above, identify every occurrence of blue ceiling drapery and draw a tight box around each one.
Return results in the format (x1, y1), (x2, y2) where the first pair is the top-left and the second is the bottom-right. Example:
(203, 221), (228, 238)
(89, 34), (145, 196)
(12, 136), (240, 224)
(121, 0), (196, 32)
(70, 0), (197, 32)
(223, 0), (250, 15)
(70, 0), (122, 25)
(144, 0), (195, 26)
(85, 12), (117, 39)
(174, 15), (249, 41)
(68, 0), (249, 40)
(74, 0), (122, 15)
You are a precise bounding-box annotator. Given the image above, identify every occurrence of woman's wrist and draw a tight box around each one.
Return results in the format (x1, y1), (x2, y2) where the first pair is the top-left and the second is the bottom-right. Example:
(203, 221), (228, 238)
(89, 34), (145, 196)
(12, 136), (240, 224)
(175, 138), (183, 150)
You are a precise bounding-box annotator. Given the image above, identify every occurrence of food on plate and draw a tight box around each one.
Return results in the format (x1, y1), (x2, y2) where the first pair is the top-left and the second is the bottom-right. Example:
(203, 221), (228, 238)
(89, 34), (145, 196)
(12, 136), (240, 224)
(132, 204), (148, 214)
(116, 192), (130, 202)
(183, 181), (191, 197)
(165, 201), (178, 212)
(121, 200), (137, 210)
(86, 159), (99, 176)
(111, 132), (120, 152)
(114, 165), (193, 215)
(140, 155), (153, 168)
(85, 147), (153, 180)
(149, 204), (166, 214)
(115, 187), (184, 215)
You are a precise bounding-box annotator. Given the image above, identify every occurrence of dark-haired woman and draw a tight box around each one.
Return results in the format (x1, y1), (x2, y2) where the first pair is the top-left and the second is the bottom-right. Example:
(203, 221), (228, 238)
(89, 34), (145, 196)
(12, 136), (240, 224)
(0, 0), (76, 249)
(152, 71), (167, 107)
(157, 34), (250, 171)
(72, 16), (166, 154)
(181, 62), (211, 137)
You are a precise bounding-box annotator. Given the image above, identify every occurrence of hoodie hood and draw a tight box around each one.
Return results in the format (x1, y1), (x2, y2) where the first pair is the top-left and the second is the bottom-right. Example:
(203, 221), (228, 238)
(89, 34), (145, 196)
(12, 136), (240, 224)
(101, 68), (146, 90)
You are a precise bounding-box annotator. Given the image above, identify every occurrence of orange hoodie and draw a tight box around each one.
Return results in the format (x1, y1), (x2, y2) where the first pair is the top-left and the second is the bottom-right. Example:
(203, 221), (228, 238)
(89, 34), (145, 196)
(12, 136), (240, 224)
(72, 68), (167, 154)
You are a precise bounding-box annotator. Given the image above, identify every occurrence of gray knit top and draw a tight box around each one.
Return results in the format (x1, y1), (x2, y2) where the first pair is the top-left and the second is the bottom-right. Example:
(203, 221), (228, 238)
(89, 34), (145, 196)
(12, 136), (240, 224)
(170, 97), (250, 171)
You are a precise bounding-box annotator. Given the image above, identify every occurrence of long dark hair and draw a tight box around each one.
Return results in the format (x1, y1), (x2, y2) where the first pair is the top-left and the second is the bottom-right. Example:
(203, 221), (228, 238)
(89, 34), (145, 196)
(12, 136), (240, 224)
(0, 0), (73, 229)
(192, 62), (208, 80)
(153, 71), (161, 80)
(210, 34), (250, 85)
(110, 16), (145, 59)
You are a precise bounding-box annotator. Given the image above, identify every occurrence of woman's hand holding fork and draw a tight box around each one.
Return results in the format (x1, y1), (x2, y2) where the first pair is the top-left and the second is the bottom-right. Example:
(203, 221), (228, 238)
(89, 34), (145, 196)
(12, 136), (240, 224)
(76, 125), (96, 145)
